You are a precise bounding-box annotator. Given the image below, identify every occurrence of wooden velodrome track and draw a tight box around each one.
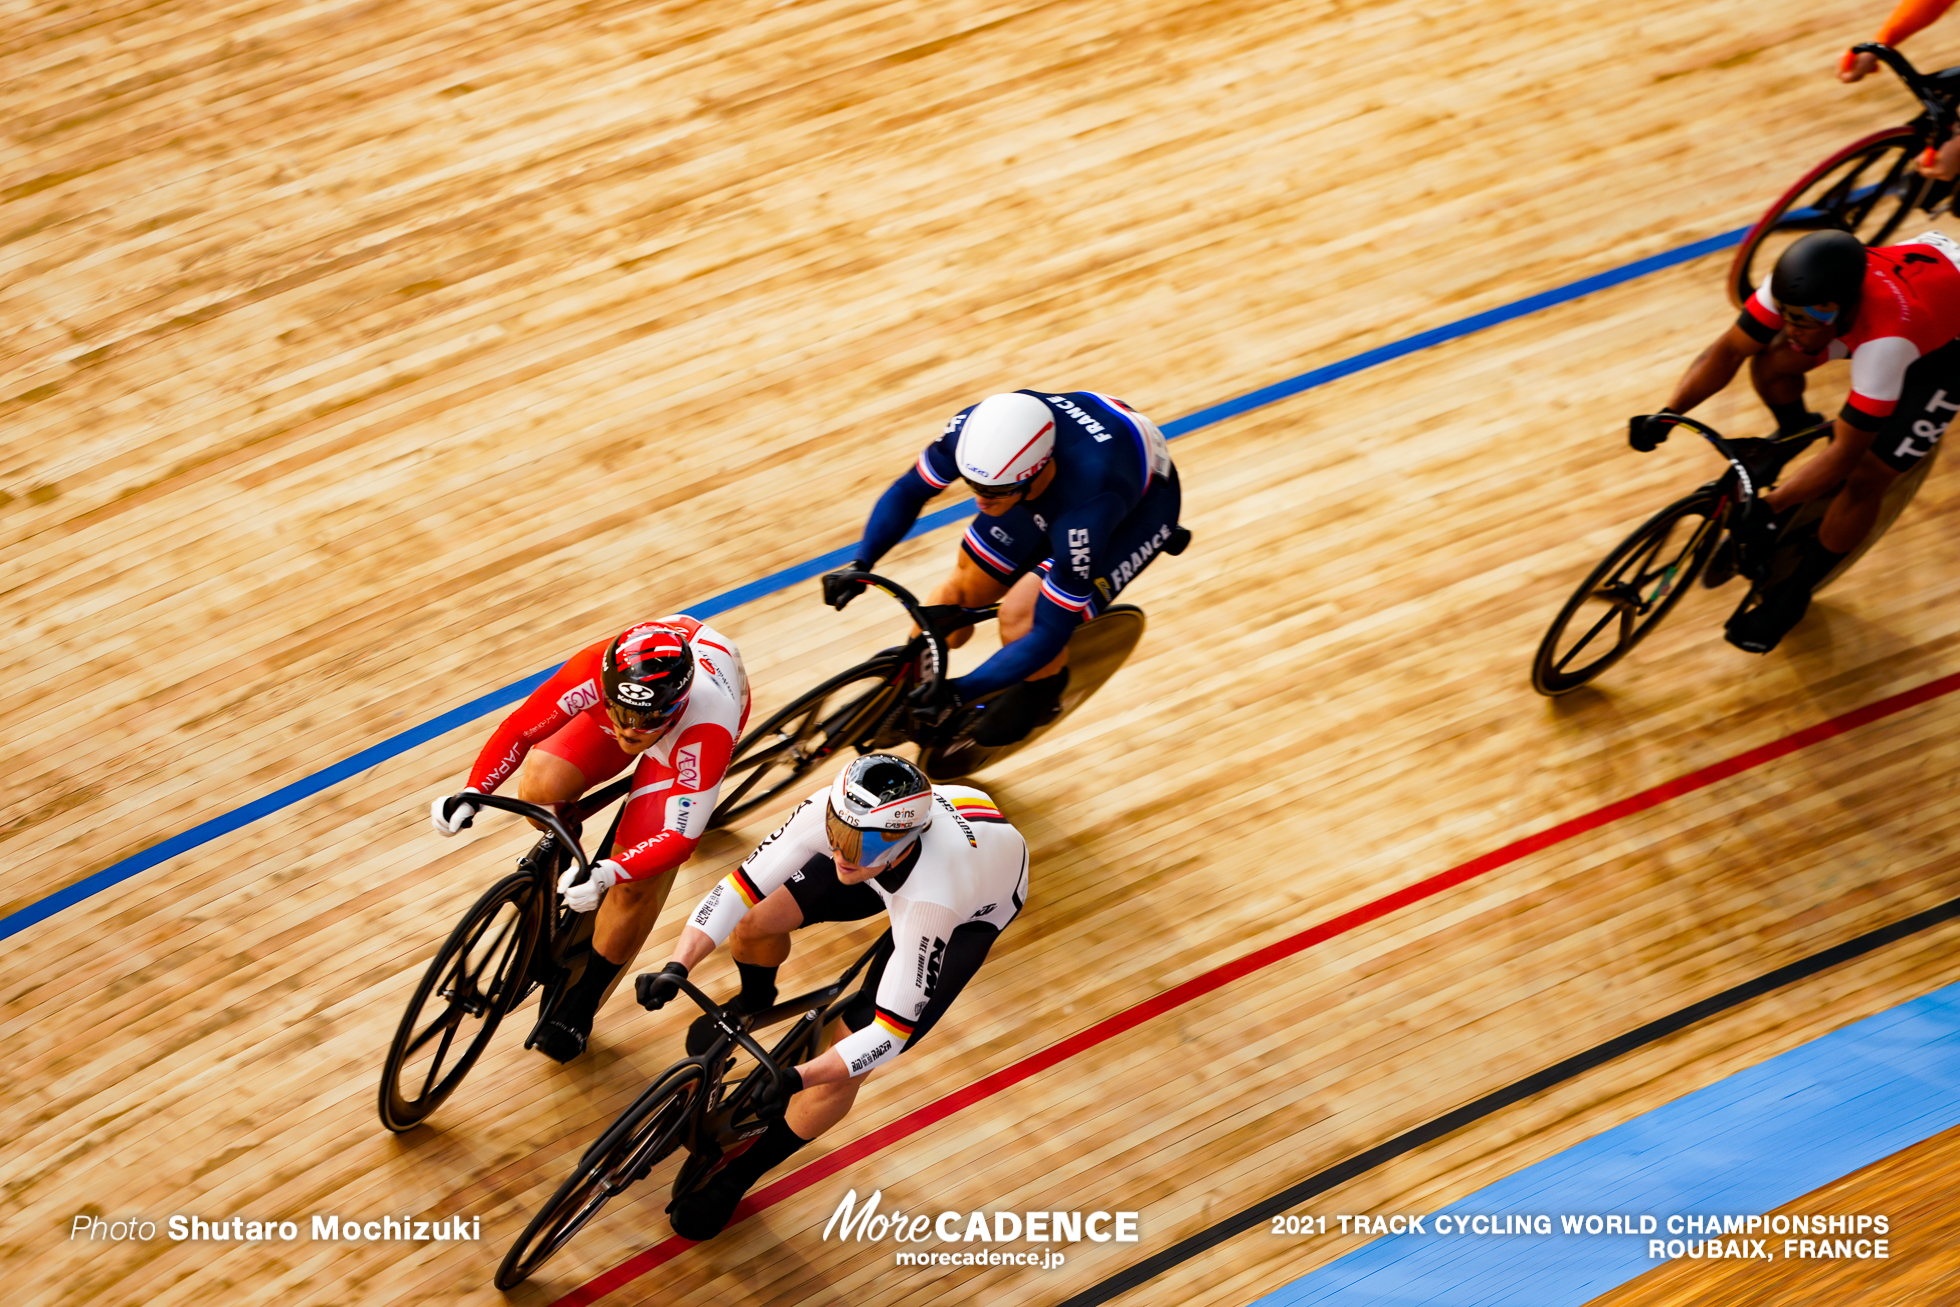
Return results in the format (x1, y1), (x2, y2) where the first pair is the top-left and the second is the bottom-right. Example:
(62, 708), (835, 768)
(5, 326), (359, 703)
(5, 0), (1960, 1303)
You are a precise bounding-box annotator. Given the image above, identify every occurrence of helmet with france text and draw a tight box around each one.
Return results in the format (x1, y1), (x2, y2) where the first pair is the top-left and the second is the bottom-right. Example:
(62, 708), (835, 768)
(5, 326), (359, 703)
(601, 621), (695, 733)
(1770, 231), (1867, 330)
(825, 755), (933, 870)
(954, 392), (1057, 497)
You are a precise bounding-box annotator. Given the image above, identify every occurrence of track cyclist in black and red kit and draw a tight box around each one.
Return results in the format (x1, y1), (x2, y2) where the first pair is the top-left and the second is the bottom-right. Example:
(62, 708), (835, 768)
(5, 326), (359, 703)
(1630, 229), (1960, 652)
(822, 390), (1186, 745)
(636, 754), (1029, 1241)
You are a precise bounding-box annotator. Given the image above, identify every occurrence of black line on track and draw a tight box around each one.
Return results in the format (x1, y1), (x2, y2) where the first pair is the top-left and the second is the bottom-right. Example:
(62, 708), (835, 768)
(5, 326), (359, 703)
(1054, 892), (1960, 1307)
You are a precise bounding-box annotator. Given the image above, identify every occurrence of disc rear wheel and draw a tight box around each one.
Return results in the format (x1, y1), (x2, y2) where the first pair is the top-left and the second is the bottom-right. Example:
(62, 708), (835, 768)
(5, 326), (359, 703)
(923, 604), (1146, 779)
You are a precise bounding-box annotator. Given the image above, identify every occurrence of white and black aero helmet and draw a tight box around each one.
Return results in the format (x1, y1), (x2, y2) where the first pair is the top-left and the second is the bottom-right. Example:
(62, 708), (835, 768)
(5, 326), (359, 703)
(825, 755), (933, 869)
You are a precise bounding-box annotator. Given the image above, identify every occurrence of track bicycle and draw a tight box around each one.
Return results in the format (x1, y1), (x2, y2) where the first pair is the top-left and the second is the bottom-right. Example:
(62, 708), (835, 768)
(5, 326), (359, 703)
(709, 568), (1154, 825)
(376, 783), (630, 1132)
(493, 933), (891, 1288)
(1529, 413), (1936, 694)
(1729, 42), (1960, 306)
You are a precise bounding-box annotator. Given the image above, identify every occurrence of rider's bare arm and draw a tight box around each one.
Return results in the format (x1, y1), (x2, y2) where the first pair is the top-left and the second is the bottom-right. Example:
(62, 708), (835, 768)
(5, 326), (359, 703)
(1765, 417), (1882, 511)
(667, 923), (719, 972)
(793, 1046), (854, 1088)
(1665, 322), (1770, 413)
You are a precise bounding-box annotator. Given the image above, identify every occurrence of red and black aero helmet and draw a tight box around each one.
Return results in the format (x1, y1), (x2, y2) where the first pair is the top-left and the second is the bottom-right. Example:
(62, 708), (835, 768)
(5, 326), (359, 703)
(602, 621), (694, 730)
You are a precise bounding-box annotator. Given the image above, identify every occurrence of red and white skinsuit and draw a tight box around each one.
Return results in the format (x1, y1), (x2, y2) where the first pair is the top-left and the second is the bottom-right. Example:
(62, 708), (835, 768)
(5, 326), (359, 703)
(466, 617), (750, 884)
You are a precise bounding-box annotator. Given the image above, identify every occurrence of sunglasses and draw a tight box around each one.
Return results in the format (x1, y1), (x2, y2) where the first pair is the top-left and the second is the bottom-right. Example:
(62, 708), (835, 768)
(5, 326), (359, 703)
(609, 699), (685, 733)
(962, 477), (1027, 501)
(1784, 304), (1839, 328)
(824, 806), (920, 869)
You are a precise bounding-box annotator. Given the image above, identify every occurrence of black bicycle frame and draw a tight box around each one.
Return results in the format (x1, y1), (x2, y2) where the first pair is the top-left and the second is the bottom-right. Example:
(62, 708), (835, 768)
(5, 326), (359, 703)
(1642, 412), (1828, 511)
(1855, 43), (1960, 144)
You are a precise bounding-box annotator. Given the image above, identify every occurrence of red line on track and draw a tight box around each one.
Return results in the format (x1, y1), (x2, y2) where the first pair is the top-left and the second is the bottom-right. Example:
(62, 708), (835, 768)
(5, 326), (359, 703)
(548, 669), (1960, 1307)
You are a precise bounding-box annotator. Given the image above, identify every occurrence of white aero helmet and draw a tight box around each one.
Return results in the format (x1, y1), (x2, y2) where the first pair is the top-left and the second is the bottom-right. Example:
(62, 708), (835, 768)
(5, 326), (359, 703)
(825, 755), (934, 869)
(954, 392), (1057, 491)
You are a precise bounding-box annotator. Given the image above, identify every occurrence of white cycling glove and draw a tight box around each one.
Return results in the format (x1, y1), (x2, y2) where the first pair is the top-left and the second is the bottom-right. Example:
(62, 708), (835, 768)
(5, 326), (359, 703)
(430, 787), (482, 837)
(558, 858), (624, 914)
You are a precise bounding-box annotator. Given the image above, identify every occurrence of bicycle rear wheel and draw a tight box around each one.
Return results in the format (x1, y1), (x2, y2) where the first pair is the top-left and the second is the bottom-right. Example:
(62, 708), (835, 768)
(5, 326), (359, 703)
(378, 870), (539, 1132)
(923, 604), (1146, 779)
(495, 1062), (705, 1289)
(1531, 488), (1725, 695)
(1728, 127), (1925, 307)
(712, 655), (903, 827)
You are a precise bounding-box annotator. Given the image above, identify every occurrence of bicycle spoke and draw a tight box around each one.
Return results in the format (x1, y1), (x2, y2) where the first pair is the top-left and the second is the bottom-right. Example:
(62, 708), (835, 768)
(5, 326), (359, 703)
(1552, 602), (1627, 674)
(419, 1019), (461, 1100)
(463, 912), (520, 996)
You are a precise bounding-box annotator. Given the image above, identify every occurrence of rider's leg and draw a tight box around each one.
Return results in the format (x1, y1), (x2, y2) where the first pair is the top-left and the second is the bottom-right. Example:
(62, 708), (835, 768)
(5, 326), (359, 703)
(688, 861), (883, 1052)
(970, 570), (1070, 745)
(1730, 335), (1960, 652)
(1727, 449), (1906, 653)
(670, 922), (998, 1241)
(519, 720), (639, 1060)
(1748, 335), (1826, 435)
(684, 885), (809, 1054)
(514, 749), (589, 822)
(538, 863), (681, 1060)
(926, 547), (1012, 649)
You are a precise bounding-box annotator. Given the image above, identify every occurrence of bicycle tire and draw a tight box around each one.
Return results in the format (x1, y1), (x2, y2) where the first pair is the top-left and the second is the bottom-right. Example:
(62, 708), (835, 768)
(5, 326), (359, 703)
(1531, 488), (1725, 696)
(377, 870), (540, 1132)
(1728, 126), (1926, 307)
(711, 655), (904, 827)
(922, 604), (1146, 780)
(495, 1061), (706, 1289)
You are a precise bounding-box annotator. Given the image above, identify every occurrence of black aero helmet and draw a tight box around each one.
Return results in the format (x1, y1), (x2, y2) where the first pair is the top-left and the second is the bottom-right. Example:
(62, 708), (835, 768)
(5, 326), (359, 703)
(1770, 230), (1867, 326)
(602, 621), (695, 731)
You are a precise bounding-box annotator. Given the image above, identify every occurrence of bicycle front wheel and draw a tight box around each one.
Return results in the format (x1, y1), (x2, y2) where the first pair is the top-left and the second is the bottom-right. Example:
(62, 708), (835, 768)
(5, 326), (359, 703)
(1531, 488), (1725, 695)
(495, 1061), (706, 1289)
(1728, 127), (1925, 307)
(378, 870), (540, 1132)
(712, 656), (903, 827)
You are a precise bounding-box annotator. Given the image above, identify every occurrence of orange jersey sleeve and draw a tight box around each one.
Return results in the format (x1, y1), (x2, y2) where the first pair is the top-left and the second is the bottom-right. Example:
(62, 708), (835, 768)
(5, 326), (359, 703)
(1875, 0), (1957, 46)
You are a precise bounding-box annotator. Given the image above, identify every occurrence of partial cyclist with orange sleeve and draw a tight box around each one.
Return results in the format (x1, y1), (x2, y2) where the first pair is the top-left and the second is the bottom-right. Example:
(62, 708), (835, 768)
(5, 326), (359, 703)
(1842, 0), (1960, 176)
(430, 618), (751, 1061)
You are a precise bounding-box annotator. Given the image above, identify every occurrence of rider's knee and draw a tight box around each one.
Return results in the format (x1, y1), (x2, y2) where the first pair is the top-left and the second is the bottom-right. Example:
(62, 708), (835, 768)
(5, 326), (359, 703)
(997, 574), (1042, 641)
(517, 751), (586, 805)
(1845, 453), (1901, 502)
(730, 911), (786, 950)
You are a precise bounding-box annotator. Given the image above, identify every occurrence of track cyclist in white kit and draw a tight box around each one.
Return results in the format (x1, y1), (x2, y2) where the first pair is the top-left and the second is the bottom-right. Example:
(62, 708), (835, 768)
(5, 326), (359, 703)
(635, 754), (1029, 1241)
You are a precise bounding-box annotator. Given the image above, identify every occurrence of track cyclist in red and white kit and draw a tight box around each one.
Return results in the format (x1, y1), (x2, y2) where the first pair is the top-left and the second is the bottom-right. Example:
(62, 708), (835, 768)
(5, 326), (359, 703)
(430, 617), (751, 1062)
(1630, 229), (1960, 652)
(823, 389), (1184, 746)
(635, 754), (1028, 1241)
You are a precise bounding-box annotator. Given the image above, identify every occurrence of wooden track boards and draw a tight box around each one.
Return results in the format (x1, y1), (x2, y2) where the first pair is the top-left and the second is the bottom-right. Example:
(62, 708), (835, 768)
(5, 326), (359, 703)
(4, 0), (1959, 1304)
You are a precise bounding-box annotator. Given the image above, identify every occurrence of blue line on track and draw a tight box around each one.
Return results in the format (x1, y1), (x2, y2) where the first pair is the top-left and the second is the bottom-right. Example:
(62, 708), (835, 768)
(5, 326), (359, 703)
(0, 224), (1749, 943)
(1250, 975), (1960, 1306)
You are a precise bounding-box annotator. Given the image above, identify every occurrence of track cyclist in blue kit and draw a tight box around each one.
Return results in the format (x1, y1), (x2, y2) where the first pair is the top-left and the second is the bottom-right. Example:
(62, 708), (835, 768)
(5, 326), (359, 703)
(822, 390), (1187, 746)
